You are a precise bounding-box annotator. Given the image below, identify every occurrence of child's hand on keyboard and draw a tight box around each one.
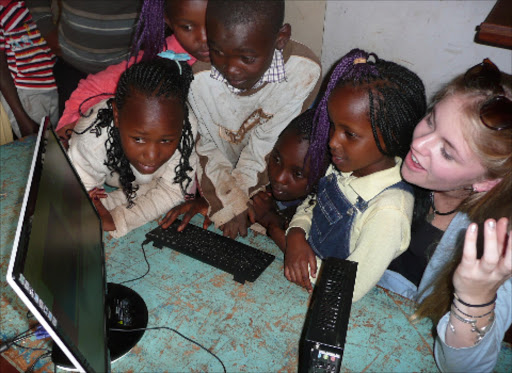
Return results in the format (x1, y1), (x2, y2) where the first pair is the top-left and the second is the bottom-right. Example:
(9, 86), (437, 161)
(285, 227), (317, 293)
(221, 210), (249, 239)
(159, 197), (211, 231)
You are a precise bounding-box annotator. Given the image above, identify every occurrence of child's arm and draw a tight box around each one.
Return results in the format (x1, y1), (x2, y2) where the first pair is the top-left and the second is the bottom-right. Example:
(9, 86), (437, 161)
(284, 193), (318, 292)
(195, 132), (251, 232)
(249, 190), (287, 252)
(266, 223), (286, 253)
(89, 188), (115, 231)
(347, 206), (412, 302)
(100, 151), (195, 238)
(285, 227), (317, 292)
(0, 50), (38, 136)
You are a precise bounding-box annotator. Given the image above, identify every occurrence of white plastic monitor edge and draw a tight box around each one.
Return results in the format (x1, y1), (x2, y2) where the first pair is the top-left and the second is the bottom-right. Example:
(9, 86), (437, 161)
(5, 118), (87, 373)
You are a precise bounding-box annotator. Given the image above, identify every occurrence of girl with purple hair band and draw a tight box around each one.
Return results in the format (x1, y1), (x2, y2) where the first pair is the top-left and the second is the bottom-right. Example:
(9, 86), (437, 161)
(56, 0), (208, 145)
(285, 48), (427, 302)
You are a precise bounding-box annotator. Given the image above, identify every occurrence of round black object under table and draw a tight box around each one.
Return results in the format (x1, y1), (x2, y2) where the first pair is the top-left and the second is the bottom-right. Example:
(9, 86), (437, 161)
(51, 283), (148, 370)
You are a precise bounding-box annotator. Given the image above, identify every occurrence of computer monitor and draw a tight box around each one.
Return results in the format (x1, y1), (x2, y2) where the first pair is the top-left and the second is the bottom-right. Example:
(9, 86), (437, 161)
(6, 119), (147, 372)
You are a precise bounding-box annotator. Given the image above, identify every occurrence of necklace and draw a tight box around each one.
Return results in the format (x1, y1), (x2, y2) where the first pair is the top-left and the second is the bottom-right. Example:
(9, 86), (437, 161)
(427, 191), (458, 223)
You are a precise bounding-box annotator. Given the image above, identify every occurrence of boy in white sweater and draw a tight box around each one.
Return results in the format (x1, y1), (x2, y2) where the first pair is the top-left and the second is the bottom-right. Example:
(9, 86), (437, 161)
(170, 0), (321, 238)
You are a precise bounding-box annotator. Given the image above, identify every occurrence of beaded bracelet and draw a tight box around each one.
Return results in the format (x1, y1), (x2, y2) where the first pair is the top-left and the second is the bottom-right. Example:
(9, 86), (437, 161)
(452, 301), (495, 319)
(453, 293), (497, 308)
(449, 306), (495, 344)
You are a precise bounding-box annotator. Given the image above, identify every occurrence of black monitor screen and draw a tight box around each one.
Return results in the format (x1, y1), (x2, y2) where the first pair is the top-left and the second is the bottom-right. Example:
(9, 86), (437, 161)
(7, 121), (109, 373)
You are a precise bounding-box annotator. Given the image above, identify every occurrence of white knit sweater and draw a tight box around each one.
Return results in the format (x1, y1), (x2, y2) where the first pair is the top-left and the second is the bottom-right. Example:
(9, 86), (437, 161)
(189, 40), (321, 226)
(67, 99), (196, 238)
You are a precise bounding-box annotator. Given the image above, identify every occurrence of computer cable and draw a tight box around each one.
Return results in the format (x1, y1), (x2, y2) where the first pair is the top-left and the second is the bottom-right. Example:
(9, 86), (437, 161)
(1, 325), (51, 353)
(25, 351), (52, 373)
(110, 326), (227, 373)
(118, 239), (151, 285)
(0, 326), (38, 353)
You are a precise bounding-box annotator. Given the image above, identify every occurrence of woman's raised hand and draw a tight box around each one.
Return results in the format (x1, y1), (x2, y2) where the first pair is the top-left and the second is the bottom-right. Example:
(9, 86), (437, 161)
(453, 218), (512, 305)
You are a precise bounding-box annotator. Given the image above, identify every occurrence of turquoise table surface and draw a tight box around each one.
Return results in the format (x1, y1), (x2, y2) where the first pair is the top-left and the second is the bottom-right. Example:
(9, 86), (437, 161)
(1, 136), (511, 372)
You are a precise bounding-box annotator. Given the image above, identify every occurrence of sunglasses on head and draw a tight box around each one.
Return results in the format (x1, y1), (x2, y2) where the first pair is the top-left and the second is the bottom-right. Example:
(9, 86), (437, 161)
(464, 58), (512, 131)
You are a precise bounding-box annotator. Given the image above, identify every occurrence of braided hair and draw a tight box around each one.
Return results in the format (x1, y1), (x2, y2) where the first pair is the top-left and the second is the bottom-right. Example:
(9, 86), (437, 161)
(131, 0), (167, 62)
(308, 48), (426, 183)
(76, 58), (194, 207)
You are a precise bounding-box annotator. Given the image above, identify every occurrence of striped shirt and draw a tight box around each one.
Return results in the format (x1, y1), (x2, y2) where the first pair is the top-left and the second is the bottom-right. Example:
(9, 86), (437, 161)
(0, 0), (56, 89)
(27, 0), (142, 74)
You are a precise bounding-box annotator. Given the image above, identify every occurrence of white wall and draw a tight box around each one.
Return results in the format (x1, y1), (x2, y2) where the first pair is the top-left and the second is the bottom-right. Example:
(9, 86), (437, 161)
(285, 1), (326, 59)
(322, 0), (512, 100)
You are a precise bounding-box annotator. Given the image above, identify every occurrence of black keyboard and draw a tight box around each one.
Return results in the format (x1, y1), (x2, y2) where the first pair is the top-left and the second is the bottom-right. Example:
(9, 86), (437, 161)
(145, 219), (275, 284)
(299, 257), (358, 373)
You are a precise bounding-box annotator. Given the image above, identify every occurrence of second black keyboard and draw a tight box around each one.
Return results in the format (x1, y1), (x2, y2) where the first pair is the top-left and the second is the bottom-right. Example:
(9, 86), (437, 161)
(145, 219), (275, 284)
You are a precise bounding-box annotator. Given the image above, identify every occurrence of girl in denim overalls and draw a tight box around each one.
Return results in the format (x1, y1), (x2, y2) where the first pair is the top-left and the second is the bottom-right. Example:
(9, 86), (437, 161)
(285, 49), (427, 302)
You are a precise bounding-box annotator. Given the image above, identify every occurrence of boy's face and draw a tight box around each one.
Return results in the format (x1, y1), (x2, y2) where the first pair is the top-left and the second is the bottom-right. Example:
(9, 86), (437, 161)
(328, 84), (394, 177)
(207, 19), (289, 90)
(268, 131), (311, 201)
(165, 0), (209, 62)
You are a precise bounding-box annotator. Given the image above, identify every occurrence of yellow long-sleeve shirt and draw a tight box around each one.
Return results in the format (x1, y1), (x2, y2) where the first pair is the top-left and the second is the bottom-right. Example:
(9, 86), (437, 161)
(288, 158), (414, 302)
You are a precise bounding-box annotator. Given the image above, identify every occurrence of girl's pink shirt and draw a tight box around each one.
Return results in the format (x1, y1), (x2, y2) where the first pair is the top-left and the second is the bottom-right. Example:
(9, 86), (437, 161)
(56, 35), (195, 130)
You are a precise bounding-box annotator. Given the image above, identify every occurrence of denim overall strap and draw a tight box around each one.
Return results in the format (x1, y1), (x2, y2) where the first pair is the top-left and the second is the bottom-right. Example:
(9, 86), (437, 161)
(308, 173), (359, 259)
(308, 175), (413, 260)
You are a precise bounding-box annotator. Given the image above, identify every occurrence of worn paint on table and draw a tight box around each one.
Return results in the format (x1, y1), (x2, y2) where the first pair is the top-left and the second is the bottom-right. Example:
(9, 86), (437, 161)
(1, 137), (511, 372)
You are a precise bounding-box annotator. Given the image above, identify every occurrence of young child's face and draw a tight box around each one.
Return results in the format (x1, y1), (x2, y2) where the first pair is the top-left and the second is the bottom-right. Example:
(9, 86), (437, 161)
(206, 18), (283, 90)
(328, 84), (394, 177)
(113, 91), (184, 175)
(165, 0), (209, 62)
(268, 131), (311, 201)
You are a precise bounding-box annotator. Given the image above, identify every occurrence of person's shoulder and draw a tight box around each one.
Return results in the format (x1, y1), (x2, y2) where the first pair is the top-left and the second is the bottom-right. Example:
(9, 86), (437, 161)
(367, 179), (415, 219)
(192, 60), (212, 76)
(283, 40), (321, 68)
(74, 99), (112, 134)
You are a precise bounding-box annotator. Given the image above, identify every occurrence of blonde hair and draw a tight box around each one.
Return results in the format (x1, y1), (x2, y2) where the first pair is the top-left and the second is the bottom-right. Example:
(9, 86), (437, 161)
(413, 69), (512, 323)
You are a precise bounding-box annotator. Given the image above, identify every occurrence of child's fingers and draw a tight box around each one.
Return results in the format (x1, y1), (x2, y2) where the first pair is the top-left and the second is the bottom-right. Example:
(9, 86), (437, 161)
(461, 223), (478, 266)
(309, 256), (317, 278)
(299, 261), (310, 289)
(260, 193), (270, 201)
(203, 216), (212, 230)
(238, 216), (248, 237)
(159, 207), (181, 229)
(284, 266), (292, 282)
(247, 206), (256, 224)
(223, 224), (237, 239)
(178, 211), (195, 232)
(301, 266), (313, 293)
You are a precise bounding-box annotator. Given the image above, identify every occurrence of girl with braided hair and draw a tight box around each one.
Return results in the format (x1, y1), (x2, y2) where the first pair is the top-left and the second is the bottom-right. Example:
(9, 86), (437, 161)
(56, 0), (208, 142)
(286, 49), (427, 302)
(67, 57), (195, 238)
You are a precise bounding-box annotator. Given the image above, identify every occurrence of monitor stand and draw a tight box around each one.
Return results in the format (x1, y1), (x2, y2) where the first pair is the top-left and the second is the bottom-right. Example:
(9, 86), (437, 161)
(51, 283), (148, 370)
